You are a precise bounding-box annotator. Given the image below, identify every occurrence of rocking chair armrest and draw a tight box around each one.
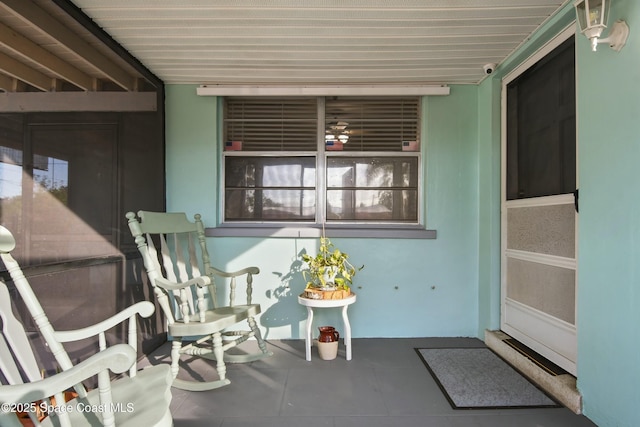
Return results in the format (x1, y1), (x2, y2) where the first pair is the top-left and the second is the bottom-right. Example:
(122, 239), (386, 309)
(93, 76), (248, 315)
(0, 344), (135, 404)
(208, 265), (260, 279)
(154, 276), (211, 291)
(53, 302), (155, 343)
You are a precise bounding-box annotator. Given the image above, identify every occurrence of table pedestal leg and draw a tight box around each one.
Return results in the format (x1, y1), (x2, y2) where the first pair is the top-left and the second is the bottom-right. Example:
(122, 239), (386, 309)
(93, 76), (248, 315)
(342, 304), (352, 361)
(305, 306), (313, 361)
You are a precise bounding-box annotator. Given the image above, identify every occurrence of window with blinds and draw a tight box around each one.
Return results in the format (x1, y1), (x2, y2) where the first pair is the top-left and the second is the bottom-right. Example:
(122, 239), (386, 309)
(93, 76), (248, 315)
(222, 96), (421, 223)
(325, 97), (419, 152)
(224, 97), (317, 151)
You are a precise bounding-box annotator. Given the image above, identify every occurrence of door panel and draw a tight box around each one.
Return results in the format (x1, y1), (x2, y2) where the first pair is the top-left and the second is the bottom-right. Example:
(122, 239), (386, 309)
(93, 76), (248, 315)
(501, 28), (577, 375)
(503, 298), (577, 368)
(507, 203), (575, 258)
(502, 196), (577, 374)
(507, 257), (575, 324)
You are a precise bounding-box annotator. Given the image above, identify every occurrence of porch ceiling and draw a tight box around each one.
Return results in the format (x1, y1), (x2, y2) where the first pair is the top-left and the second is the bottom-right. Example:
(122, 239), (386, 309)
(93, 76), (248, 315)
(0, 0), (570, 92)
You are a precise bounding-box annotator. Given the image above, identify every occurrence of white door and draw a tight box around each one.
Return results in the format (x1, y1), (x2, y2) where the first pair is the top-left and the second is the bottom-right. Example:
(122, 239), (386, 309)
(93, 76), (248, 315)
(500, 26), (578, 375)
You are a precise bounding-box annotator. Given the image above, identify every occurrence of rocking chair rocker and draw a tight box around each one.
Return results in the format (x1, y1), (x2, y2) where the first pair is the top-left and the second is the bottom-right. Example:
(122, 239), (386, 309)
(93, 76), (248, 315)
(126, 211), (272, 391)
(0, 225), (173, 427)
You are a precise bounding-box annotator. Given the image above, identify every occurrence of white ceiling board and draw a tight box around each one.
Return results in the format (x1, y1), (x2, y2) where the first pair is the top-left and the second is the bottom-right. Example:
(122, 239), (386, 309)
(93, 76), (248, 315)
(0, 0), (570, 89)
(70, 0), (569, 85)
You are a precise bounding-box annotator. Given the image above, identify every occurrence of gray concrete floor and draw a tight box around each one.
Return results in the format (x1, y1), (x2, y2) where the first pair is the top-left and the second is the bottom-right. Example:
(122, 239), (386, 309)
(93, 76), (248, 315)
(142, 337), (598, 427)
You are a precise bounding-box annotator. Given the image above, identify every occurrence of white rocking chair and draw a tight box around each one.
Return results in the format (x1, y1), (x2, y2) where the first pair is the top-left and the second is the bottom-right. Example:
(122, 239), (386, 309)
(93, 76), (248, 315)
(0, 225), (173, 427)
(126, 211), (272, 391)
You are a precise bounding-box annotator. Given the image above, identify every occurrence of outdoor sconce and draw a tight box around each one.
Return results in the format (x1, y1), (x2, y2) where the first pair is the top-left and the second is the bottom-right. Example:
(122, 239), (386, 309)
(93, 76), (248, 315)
(574, 0), (629, 51)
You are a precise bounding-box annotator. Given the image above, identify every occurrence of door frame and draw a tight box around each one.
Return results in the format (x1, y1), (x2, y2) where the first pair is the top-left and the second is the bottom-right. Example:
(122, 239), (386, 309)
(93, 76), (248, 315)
(500, 23), (578, 375)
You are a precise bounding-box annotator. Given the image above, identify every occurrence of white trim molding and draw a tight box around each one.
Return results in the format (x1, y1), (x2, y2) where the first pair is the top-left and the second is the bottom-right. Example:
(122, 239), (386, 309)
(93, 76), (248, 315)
(503, 298), (577, 375)
(505, 193), (574, 209)
(197, 84), (450, 97)
(505, 249), (576, 270)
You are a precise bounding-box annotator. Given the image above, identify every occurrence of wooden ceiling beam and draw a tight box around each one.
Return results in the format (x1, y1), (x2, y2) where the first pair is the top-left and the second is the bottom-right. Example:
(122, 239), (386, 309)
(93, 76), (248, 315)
(0, 21), (93, 91)
(0, 0), (136, 91)
(0, 51), (51, 91)
(0, 91), (157, 112)
(0, 73), (15, 92)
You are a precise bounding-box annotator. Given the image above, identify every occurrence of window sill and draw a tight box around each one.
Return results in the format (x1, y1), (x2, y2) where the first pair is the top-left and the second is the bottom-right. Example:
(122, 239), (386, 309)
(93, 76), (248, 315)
(205, 224), (436, 239)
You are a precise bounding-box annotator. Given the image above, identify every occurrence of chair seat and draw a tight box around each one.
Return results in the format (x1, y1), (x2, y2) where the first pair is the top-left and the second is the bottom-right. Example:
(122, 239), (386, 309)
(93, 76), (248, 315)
(169, 304), (261, 336)
(40, 365), (172, 427)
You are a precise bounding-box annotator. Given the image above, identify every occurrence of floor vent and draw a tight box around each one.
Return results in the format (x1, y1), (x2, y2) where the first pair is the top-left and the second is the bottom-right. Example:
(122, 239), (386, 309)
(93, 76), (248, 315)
(503, 338), (568, 376)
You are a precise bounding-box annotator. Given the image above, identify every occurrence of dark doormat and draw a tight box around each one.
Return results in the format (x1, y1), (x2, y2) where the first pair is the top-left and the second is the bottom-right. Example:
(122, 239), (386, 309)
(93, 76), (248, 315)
(416, 347), (560, 409)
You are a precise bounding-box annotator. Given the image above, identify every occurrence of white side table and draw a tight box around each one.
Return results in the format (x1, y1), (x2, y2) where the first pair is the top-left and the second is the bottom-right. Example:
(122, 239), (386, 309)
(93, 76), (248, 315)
(297, 293), (357, 361)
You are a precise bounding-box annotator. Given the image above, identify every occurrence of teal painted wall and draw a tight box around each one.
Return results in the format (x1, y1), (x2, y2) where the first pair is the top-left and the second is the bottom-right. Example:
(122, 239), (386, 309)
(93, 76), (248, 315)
(575, 1), (640, 426)
(165, 85), (218, 220)
(165, 85), (480, 339)
(476, 77), (502, 335)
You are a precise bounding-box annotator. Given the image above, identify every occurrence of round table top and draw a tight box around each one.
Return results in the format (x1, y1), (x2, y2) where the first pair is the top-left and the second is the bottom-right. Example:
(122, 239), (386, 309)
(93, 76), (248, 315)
(298, 292), (356, 307)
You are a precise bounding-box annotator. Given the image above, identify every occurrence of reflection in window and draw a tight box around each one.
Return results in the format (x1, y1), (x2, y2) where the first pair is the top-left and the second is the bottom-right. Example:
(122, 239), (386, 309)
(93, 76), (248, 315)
(0, 148), (67, 222)
(0, 123), (118, 265)
(33, 155), (69, 205)
(0, 146), (24, 231)
(225, 156), (316, 221)
(327, 157), (418, 221)
(0, 147), (23, 197)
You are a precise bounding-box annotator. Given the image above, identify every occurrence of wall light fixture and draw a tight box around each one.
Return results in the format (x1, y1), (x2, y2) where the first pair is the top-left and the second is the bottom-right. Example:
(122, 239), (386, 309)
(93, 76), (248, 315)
(574, 0), (629, 51)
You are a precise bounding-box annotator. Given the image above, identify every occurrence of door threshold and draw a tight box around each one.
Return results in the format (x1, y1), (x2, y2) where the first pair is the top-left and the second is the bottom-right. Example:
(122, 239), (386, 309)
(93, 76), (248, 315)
(485, 330), (582, 414)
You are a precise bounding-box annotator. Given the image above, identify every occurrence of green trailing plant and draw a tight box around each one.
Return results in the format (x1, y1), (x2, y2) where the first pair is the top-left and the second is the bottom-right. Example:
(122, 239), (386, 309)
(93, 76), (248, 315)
(301, 235), (363, 292)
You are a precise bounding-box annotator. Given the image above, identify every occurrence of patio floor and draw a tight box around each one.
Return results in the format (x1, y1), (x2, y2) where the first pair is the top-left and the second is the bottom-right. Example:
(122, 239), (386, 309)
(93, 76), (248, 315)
(142, 337), (598, 427)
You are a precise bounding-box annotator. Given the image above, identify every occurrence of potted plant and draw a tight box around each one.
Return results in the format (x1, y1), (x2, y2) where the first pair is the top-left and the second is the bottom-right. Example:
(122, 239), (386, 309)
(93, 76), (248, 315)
(301, 234), (363, 299)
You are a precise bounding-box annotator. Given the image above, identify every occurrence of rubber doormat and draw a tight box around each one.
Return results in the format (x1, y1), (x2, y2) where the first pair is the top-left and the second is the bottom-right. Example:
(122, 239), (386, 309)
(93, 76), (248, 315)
(416, 347), (560, 409)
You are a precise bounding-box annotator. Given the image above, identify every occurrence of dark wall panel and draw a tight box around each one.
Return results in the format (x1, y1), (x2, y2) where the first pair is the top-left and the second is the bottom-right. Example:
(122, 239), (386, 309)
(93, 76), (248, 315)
(0, 109), (166, 360)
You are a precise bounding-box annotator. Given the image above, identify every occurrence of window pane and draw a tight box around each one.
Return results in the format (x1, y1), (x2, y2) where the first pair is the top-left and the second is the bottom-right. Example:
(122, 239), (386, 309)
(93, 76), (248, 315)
(327, 157), (418, 188)
(0, 115), (24, 239)
(224, 97), (317, 151)
(327, 156), (418, 222)
(506, 36), (575, 200)
(325, 97), (419, 152)
(225, 156), (315, 221)
(327, 189), (417, 221)
(29, 125), (117, 264)
(226, 189), (316, 221)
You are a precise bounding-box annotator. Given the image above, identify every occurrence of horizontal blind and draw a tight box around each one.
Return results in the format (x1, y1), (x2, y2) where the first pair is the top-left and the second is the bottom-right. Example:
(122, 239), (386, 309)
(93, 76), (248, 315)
(224, 97), (317, 151)
(325, 97), (419, 152)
